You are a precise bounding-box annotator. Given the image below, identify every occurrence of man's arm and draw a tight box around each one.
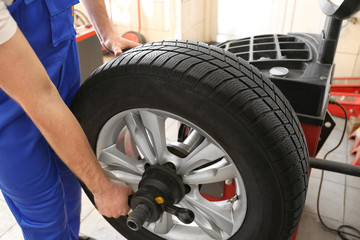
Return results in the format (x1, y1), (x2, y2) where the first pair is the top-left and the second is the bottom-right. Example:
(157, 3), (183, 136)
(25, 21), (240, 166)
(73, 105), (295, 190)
(81, 0), (140, 55)
(0, 28), (132, 217)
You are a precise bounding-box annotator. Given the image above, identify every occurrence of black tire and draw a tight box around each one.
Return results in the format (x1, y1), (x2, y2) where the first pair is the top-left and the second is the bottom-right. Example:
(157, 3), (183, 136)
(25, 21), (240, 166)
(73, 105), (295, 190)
(71, 40), (309, 240)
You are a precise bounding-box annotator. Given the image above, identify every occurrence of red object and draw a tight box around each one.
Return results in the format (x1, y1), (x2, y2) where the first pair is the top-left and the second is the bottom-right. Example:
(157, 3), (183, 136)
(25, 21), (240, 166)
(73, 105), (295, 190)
(349, 131), (357, 139)
(300, 123), (322, 158)
(351, 133), (360, 150)
(137, 0), (142, 33)
(328, 77), (360, 118)
(122, 31), (142, 43)
(76, 26), (96, 43)
(330, 85), (360, 93)
(200, 180), (236, 202)
(350, 146), (360, 166)
(352, 153), (360, 165)
(290, 228), (299, 240)
(331, 77), (360, 93)
(328, 92), (360, 119)
(351, 145), (359, 154)
(349, 128), (360, 165)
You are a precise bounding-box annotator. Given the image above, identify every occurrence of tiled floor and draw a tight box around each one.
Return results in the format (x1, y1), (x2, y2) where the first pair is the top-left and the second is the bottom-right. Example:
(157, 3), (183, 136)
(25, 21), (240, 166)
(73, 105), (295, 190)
(0, 56), (359, 239)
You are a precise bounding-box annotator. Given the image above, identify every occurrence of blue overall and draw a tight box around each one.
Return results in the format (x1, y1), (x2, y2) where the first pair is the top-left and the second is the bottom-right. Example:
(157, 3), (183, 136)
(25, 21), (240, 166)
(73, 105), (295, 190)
(0, 0), (82, 239)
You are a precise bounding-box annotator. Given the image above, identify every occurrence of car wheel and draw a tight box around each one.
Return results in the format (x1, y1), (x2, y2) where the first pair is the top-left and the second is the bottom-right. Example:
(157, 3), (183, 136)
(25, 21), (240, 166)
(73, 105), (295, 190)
(71, 40), (309, 240)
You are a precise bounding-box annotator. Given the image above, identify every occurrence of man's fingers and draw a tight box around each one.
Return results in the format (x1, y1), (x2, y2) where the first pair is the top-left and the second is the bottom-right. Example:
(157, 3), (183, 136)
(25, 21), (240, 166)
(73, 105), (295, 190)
(93, 181), (133, 218)
(113, 40), (140, 56)
(113, 47), (122, 56)
(110, 41), (122, 56)
(99, 207), (130, 218)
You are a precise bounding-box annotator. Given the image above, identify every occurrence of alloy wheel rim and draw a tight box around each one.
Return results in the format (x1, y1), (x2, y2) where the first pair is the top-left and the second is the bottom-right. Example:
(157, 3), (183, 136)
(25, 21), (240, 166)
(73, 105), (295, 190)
(96, 108), (247, 240)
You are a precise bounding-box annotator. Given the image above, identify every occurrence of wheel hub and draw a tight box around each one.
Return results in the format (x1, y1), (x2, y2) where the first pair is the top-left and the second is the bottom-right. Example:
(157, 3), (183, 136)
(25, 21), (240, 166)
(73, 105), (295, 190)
(127, 163), (194, 231)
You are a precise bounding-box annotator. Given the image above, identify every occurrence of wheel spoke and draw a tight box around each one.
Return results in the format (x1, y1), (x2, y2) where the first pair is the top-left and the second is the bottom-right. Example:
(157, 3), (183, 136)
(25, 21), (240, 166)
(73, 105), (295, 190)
(178, 139), (225, 175)
(99, 144), (144, 174)
(153, 212), (174, 234)
(139, 110), (167, 164)
(181, 199), (223, 239)
(124, 112), (157, 165)
(182, 188), (234, 236)
(182, 161), (235, 184)
(105, 168), (142, 185)
(108, 169), (141, 185)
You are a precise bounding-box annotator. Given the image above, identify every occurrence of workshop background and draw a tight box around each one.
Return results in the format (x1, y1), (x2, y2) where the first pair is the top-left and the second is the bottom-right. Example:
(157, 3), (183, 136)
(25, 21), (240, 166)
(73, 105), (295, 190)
(75, 0), (360, 78)
(1, 0), (360, 239)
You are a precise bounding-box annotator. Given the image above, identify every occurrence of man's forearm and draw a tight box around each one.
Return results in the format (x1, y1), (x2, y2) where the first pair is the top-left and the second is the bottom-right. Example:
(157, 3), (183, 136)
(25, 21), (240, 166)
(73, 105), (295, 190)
(31, 85), (111, 194)
(80, 0), (113, 46)
(0, 28), (109, 194)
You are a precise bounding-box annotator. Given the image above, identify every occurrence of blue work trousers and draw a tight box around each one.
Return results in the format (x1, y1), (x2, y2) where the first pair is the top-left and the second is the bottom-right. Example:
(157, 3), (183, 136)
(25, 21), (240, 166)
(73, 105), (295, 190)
(0, 0), (82, 239)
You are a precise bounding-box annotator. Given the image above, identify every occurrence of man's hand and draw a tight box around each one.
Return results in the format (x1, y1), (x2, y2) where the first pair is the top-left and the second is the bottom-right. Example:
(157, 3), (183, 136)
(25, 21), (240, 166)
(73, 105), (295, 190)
(102, 32), (140, 56)
(94, 180), (134, 218)
(81, 0), (141, 56)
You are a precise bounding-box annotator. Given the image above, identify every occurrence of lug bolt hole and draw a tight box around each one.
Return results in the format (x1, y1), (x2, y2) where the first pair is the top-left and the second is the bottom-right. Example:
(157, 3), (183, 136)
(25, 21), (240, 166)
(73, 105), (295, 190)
(165, 162), (176, 170)
(185, 184), (191, 194)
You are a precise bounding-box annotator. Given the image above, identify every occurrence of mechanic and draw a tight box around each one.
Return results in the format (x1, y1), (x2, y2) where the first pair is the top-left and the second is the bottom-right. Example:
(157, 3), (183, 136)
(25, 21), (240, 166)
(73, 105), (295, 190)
(0, 0), (139, 239)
